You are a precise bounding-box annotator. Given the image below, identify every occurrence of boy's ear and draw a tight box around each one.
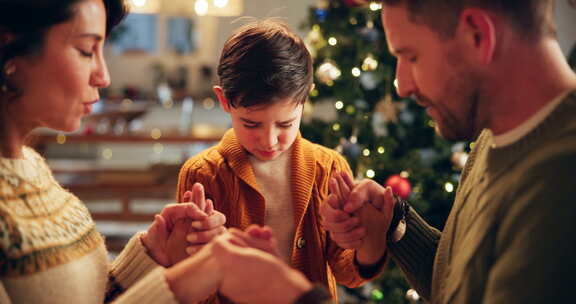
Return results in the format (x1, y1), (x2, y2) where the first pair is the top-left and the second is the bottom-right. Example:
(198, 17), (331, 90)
(213, 86), (231, 113)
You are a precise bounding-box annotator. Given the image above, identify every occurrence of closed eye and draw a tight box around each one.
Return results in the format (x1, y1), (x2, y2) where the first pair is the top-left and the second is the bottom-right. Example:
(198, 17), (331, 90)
(78, 49), (94, 58)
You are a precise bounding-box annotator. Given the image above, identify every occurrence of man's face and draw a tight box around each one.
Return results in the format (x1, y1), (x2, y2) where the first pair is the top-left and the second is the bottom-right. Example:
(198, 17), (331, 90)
(382, 4), (483, 141)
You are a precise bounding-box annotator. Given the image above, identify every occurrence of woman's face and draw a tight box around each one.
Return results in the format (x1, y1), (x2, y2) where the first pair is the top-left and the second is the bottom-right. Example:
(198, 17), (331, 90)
(9, 0), (110, 134)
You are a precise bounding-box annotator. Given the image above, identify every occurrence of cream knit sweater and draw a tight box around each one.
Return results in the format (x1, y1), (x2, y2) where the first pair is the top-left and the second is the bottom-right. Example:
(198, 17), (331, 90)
(0, 147), (176, 303)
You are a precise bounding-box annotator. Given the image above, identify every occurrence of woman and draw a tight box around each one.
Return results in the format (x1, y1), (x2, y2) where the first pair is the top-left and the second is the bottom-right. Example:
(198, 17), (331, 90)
(0, 0), (226, 302)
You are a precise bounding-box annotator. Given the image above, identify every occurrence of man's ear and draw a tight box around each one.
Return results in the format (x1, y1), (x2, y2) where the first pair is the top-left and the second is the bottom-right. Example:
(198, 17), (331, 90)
(213, 86), (231, 113)
(459, 8), (496, 65)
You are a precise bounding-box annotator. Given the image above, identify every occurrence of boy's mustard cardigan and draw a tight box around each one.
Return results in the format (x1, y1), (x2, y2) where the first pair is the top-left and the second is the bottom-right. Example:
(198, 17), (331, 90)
(177, 129), (381, 302)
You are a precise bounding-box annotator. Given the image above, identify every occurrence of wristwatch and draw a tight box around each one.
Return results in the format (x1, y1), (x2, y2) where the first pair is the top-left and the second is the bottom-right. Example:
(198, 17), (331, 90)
(387, 194), (410, 243)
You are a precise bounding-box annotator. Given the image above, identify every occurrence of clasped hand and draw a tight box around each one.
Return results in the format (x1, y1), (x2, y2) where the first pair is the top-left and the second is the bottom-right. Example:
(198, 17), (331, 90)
(141, 182), (227, 267)
(319, 172), (396, 265)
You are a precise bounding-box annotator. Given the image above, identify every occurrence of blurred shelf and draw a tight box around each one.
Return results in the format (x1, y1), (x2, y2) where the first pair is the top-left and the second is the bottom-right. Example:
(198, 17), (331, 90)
(30, 133), (221, 144)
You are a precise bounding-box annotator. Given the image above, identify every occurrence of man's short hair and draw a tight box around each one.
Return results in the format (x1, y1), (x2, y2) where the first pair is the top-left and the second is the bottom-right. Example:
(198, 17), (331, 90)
(381, 0), (556, 40)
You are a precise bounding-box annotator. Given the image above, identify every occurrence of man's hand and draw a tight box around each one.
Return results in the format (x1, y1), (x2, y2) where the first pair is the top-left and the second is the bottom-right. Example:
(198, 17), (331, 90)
(320, 172), (366, 249)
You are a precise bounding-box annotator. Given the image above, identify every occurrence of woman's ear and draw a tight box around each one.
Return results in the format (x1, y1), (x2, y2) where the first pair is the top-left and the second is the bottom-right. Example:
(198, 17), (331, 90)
(213, 86), (231, 113)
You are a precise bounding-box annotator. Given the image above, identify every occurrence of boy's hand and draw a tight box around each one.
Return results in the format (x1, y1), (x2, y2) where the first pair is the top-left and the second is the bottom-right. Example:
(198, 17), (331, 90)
(140, 200), (208, 267)
(165, 183), (227, 264)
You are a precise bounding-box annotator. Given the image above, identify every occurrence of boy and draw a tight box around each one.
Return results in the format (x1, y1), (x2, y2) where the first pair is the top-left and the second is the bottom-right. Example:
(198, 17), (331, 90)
(177, 20), (380, 302)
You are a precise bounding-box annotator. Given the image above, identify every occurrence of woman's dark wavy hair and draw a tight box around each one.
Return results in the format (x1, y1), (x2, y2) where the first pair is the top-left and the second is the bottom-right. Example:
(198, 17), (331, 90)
(0, 0), (128, 144)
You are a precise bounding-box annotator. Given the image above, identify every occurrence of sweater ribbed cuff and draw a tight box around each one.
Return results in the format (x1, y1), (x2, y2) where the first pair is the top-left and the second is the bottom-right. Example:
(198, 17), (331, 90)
(388, 208), (439, 298)
(112, 267), (177, 304)
(110, 231), (160, 289)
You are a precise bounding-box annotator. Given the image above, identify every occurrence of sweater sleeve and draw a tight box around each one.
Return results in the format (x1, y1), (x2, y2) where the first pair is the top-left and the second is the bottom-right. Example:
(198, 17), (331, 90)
(482, 153), (576, 304)
(106, 232), (171, 301)
(111, 267), (176, 304)
(388, 207), (440, 300)
(324, 154), (379, 288)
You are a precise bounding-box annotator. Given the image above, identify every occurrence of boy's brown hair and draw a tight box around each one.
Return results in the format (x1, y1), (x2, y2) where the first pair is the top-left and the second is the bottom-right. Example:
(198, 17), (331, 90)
(216, 19), (313, 108)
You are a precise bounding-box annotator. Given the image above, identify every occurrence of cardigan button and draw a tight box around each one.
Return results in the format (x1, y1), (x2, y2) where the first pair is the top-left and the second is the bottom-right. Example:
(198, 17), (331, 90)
(296, 237), (306, 249)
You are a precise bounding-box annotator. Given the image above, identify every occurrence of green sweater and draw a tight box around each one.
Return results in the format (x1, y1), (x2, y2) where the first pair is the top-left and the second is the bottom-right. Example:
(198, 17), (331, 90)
(389, 90), (576, 304)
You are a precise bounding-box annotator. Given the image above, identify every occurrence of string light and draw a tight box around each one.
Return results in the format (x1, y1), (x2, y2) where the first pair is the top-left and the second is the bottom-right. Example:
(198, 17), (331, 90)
(351, 67), (361, 77)
(121, 98), (133, 108)
(366, 169), (376, 178)
(369, 2), (382, 11)
(328, 37), (338, 46)
(56, 133), (67, 145)
(213, 0), (229, 8)
(316, 61), (342, 83)
(371, 289), (384, 301)
(362, 54), (379, 71)
(335, 101), (344, 110)
(102, 148), (113, 160)
(345, 105), (356, 114)
(131, 0), (147, 7)
(332, 123), (341, 131)
(363, 149), (371, 157)
(150, 128), (162, 140)
(445, 182), (454, 193)
(195, 0), (209, 15)
(400, 171), (410, 178)
(153, 143), (164, 154)
(203, 97), (215, 110)
(377, 146), (386, 154)
(162, 99), (174, 109)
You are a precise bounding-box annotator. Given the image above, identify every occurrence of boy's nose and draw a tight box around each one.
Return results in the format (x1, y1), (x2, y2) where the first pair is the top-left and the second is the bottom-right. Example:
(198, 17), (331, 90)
(261, 128), (279, 149)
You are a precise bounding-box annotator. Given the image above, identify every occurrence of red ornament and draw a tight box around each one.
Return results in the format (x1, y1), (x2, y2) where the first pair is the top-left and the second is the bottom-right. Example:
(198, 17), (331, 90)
(385, 174), (412, 200)
(342, 0), (369, 7)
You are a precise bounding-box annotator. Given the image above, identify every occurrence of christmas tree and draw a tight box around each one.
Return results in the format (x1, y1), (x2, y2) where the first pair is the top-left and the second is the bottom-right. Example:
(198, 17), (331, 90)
(301, 0), (469, 302)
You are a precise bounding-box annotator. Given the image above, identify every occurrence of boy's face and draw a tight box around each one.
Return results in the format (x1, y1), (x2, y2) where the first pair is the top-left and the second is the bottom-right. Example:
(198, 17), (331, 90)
(224, 98), (303, 161)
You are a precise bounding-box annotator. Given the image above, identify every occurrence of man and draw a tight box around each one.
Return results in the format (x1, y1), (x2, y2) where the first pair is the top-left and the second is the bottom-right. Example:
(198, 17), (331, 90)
(321, 0), (576, 303)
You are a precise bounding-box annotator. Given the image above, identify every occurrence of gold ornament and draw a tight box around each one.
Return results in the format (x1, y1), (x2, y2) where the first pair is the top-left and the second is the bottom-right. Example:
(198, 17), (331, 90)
(376, 94), (399, 123)
(316, 60), (341, 85)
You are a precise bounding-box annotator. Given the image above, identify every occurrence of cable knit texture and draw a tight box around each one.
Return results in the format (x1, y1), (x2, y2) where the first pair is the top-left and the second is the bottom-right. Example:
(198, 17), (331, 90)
(0, 147), (176, 304)
(388, 91), (576, 304)
(178, 130), (379, 303)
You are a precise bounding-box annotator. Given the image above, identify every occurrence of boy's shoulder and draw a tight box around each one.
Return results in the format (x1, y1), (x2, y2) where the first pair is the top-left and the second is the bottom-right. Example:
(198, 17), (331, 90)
(300, 137), (347, 165)
(181, 144), (227, 175)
